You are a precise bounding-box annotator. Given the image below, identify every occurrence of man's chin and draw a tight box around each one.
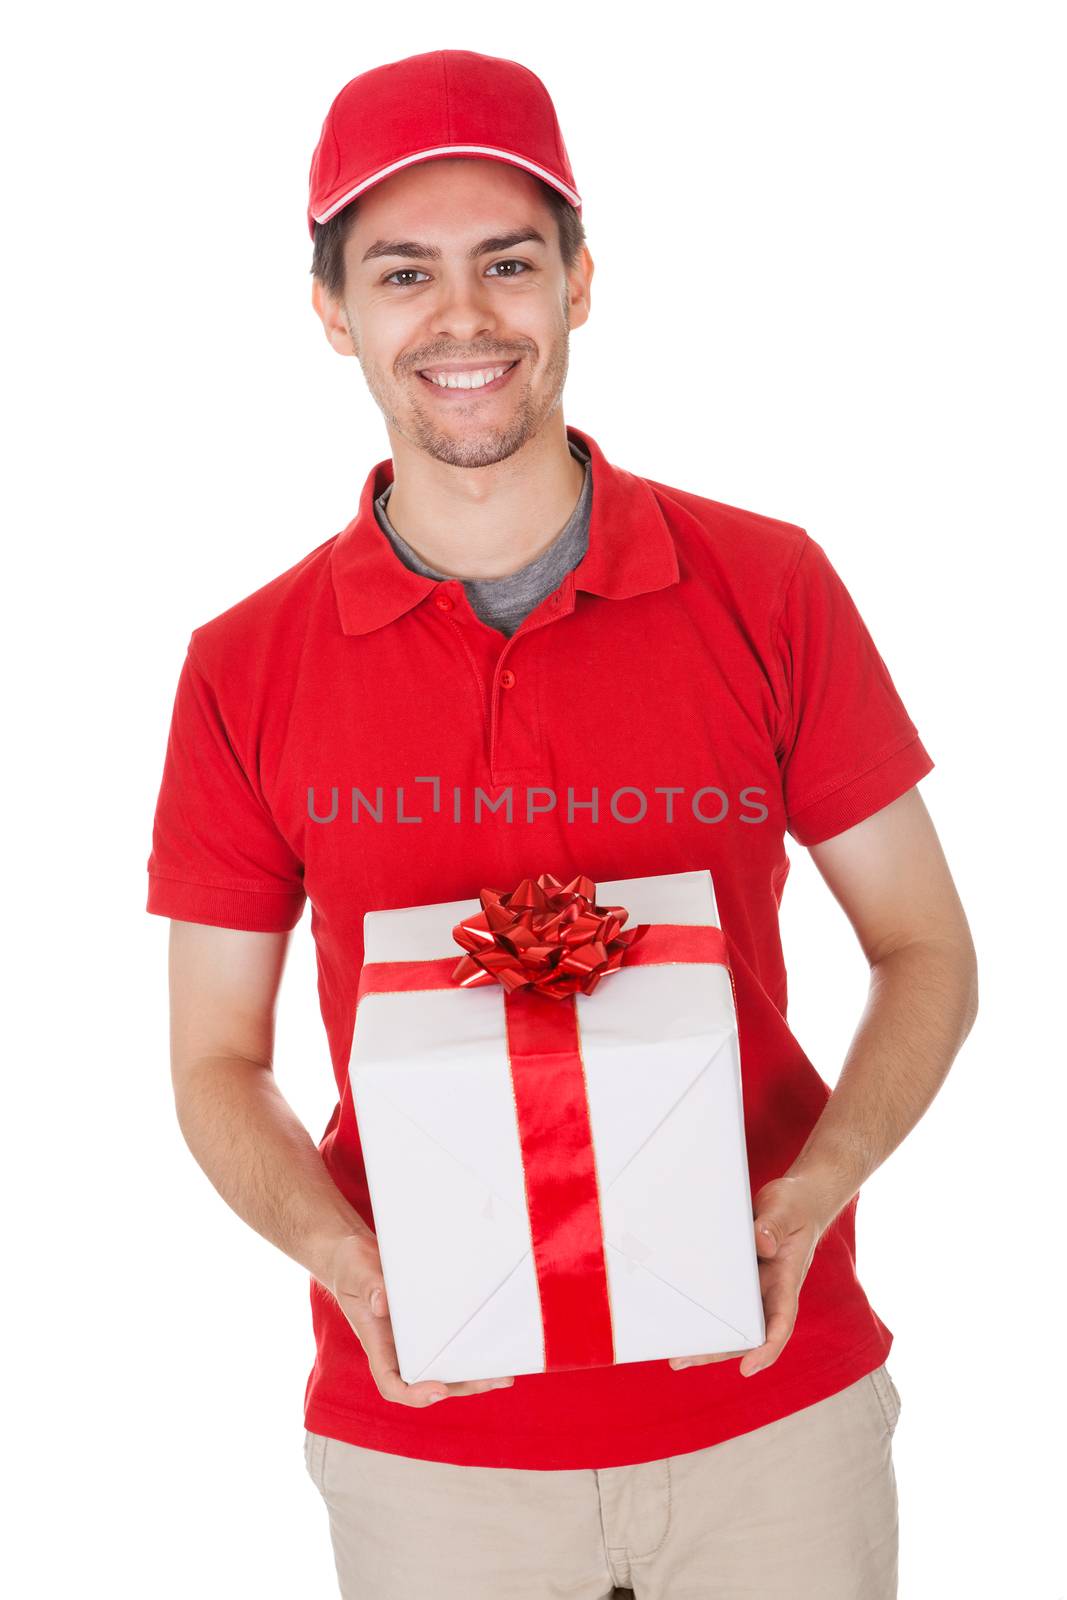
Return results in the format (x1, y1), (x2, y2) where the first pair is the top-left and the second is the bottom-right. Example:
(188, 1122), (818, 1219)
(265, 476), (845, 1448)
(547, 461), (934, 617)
(406, 415), (534, 470)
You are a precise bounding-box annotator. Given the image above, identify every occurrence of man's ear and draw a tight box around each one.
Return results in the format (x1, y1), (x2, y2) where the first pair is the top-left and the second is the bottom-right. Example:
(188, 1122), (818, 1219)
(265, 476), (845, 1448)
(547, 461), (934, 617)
(311, 277), (359, 358)
(566, 246), (594, 333)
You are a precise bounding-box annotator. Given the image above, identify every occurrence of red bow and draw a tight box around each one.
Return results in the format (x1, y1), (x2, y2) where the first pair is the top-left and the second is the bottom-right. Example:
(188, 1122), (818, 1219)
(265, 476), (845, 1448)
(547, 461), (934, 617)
(450, 871), (643, 999)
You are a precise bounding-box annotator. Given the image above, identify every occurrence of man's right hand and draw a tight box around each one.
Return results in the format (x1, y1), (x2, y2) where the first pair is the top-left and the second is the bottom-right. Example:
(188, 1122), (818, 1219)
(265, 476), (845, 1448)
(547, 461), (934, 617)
(327, 1230), (516, 1407)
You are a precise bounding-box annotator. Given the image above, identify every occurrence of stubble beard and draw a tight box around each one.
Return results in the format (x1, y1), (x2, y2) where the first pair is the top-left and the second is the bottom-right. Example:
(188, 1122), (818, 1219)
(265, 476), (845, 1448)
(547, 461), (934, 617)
(347, 300), (572, 469)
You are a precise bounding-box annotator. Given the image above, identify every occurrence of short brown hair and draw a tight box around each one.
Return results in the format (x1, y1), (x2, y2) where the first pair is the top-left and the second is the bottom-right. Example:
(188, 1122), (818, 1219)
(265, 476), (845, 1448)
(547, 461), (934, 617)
(311, 177), (587, 300)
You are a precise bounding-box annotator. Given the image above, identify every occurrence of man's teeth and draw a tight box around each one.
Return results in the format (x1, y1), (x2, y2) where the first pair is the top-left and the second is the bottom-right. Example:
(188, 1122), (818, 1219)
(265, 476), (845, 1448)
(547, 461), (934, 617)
(421, 364), (513, 389)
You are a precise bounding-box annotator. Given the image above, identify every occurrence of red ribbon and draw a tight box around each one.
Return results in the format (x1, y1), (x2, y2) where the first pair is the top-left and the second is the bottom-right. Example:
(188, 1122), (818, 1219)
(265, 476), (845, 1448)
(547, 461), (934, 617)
(356, 872), (734, 1373)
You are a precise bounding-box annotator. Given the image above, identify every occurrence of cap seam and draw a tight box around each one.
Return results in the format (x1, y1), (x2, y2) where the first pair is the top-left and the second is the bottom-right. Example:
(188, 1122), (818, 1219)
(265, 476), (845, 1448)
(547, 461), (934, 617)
(440, 50), (452, 143)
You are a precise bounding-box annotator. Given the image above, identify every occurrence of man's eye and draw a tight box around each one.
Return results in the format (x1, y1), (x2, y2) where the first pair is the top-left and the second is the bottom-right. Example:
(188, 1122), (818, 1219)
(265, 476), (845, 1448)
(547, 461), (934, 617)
(384, 269), (431, 287)
(486, 259), (529, 278)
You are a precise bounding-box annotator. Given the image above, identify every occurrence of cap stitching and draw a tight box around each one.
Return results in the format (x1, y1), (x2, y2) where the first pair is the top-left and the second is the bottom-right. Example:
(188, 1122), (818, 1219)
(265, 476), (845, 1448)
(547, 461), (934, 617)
(440, 51), (453, 143)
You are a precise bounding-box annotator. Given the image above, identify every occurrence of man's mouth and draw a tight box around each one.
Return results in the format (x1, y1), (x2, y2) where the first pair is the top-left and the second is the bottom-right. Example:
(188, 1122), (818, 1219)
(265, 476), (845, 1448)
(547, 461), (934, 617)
(414, 359), (521, 394)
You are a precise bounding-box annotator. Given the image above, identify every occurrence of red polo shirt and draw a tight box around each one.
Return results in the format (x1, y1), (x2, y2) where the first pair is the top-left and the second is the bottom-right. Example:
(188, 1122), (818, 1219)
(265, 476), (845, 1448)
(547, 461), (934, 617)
(146, 422), (934, 1470)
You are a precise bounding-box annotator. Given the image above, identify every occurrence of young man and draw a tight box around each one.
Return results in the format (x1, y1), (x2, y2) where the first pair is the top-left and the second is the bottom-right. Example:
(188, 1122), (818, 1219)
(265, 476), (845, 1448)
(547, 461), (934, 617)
(146, 49), (978, 1600)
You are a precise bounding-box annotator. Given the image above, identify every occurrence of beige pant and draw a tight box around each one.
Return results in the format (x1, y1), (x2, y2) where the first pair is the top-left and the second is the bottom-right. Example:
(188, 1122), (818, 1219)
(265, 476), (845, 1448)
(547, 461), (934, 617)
(304, 1364), (902, 1599)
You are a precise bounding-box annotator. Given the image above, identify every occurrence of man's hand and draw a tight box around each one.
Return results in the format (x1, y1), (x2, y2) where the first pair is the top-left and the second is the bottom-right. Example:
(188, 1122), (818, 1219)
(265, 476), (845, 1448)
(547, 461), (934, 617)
(165, 921), (516, 1408)
(668, 1172), (832, 1377)
(327, 1231), (516, 1407)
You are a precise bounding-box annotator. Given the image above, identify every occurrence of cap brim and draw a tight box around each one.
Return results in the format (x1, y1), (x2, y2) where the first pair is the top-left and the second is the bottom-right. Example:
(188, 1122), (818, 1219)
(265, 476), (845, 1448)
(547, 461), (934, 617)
(308, 144), (582, 236)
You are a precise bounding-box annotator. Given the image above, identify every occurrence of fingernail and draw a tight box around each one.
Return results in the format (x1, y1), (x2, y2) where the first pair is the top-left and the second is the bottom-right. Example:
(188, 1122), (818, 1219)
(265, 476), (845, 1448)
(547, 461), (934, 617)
(371, 1289), (383, 1314)
(428, 1392), (447, 1403)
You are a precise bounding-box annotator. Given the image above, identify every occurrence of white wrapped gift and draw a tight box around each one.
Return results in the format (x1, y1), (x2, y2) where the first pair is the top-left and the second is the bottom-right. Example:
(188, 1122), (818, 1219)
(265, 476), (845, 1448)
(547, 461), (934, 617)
(349, 867), (766, 1384)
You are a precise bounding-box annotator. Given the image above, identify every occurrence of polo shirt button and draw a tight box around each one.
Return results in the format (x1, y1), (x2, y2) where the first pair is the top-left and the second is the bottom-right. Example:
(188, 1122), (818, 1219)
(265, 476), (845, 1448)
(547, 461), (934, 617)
(500, 668), (516, 688)
(434, 592), (454, 611)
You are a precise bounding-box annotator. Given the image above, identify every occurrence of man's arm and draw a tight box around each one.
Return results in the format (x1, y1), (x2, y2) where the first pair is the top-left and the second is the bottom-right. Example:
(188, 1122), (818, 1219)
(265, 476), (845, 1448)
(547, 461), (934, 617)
(168, 920), (365, 1287)
(167, 918), (512, 1405)
(673, 784), (978, 1376)
(785, 783), (979, 1224)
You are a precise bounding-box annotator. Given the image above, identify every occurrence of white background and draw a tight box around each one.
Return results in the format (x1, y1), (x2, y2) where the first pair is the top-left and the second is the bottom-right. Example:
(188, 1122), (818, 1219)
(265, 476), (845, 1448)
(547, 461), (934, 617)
(4, 2), (1064, 1595)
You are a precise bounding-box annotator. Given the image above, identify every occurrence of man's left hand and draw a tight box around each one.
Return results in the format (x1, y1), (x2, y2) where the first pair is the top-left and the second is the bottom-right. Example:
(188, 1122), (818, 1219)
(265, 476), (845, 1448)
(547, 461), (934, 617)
(667, 1172), (835, 1377)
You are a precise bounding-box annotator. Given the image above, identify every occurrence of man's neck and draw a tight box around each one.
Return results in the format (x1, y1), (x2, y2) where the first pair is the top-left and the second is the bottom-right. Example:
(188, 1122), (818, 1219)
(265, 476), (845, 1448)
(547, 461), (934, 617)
(380, 418), (586, 581)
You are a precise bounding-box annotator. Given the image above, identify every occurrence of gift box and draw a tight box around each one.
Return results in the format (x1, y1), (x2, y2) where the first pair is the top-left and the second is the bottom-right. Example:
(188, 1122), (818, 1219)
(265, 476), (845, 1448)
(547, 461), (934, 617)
(349, 868), (766, 1384)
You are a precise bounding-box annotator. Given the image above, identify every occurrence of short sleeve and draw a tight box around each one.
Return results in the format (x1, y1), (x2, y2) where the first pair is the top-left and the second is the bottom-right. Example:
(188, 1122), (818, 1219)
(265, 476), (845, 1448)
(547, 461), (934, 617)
(774, 536), (935, 846)
(146, 644), (306, 931)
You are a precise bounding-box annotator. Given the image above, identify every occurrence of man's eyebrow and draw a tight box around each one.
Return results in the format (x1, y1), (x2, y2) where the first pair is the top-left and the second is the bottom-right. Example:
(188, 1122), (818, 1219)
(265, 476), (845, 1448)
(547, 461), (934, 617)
(361, 229), (548, 264)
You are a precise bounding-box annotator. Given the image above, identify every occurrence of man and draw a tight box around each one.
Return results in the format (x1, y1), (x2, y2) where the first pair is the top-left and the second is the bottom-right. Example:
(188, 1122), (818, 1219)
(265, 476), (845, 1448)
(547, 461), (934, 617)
(146, 49), (978, 1600)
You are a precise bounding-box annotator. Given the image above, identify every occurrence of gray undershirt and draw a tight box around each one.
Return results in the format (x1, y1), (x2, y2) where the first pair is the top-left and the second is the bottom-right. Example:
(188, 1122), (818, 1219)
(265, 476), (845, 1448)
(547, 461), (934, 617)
(373, 440), (592, 637)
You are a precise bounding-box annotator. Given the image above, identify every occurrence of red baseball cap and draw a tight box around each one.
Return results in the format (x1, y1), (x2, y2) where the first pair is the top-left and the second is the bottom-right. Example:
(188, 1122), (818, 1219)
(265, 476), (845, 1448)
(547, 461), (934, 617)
(307, 50), (582, 240)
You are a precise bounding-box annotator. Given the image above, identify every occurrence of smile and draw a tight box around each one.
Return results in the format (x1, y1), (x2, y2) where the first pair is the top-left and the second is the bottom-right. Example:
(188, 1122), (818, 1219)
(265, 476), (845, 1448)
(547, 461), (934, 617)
(415, 360), (520, 395)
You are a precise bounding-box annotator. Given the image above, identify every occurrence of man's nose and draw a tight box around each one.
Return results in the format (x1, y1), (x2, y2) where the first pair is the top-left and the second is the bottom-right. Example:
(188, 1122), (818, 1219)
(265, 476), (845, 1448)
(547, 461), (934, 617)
(427, 274), (498, 345)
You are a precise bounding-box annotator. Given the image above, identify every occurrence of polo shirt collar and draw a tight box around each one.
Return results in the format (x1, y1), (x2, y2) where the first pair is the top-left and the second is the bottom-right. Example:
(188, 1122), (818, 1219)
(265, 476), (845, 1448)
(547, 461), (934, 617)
(330, 424), (680, 637)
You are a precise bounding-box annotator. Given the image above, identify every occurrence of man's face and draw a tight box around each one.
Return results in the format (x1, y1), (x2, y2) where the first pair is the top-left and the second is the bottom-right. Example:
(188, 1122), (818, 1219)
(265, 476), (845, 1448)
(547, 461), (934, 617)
(313, 158), (593, 468)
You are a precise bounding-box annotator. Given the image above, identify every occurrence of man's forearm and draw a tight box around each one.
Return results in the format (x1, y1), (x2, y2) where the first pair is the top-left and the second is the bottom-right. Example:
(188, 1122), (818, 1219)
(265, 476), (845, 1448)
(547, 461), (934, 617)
(785, 936), (979, 1229)
(173, 1056), (366, 1287)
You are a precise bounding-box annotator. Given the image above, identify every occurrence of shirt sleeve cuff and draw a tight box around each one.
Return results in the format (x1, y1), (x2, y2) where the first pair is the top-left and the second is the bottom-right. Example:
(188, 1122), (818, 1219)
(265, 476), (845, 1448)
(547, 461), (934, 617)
(786, 734), (935, 846)
(146, 873), (306, 932)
